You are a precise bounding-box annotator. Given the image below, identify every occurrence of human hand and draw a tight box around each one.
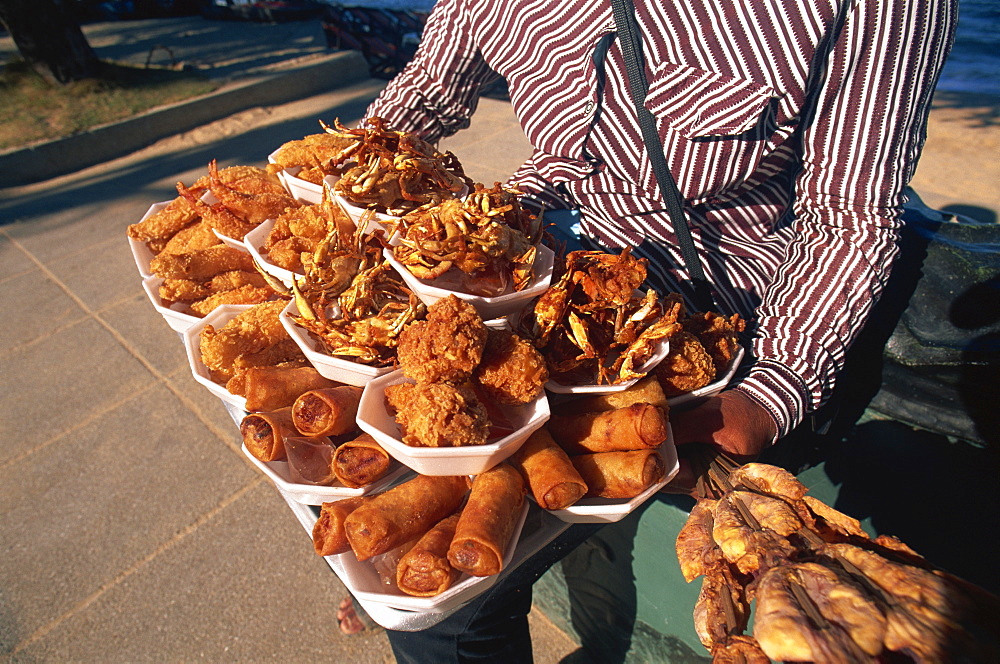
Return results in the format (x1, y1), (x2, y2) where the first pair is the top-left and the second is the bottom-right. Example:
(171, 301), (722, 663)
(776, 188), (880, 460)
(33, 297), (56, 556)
(661, 390), (778, 495)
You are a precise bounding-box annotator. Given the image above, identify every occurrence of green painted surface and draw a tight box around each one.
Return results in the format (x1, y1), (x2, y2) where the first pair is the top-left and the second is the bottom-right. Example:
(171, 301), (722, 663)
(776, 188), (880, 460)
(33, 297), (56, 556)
(533, 413), (999, 662)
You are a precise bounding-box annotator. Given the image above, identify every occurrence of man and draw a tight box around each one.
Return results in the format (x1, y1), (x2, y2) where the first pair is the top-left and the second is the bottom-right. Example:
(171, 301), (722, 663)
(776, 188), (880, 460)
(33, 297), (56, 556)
(358, 0), (956, 659)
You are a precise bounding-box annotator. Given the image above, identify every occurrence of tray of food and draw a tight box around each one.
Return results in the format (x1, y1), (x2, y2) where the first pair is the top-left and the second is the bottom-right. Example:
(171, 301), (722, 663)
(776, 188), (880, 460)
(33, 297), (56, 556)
(304, 465), (533, 613)
(130, 121), (765, 631)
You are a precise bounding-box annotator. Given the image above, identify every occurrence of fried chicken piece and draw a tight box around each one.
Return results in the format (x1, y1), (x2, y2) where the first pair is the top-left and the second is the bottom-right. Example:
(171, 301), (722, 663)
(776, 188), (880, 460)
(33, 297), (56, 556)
(655, 330), (716, 395)
(198, 299), (290, 376)
(385, 382), (490, 447)
(754, 562), (886, 662)
(474, 328), (548, 405)
(396, 295), (487, 385)
(683, 312), (745, 374)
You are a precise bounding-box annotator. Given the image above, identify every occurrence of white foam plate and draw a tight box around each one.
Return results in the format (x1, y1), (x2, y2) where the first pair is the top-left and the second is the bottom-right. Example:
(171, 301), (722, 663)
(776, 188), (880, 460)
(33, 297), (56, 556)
(241, 443), (412, 505)
(666, 346), (746, 407)
(181, 304), (255, 411)
(545, 427), (679, 524)
(356, 369), (550, 476)
(338, 499), (529, 613)
(384, 243), (555, 321)
(279, 299), (397, 387)
(544, 336), (671, 395)
(142, 275), (201, 333)
(244, 218), (302, 288)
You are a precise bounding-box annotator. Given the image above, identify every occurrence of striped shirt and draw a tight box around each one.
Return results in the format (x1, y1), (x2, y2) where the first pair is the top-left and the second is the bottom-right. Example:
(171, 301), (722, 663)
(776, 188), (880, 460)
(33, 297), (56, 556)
(366, 0), (956, 438)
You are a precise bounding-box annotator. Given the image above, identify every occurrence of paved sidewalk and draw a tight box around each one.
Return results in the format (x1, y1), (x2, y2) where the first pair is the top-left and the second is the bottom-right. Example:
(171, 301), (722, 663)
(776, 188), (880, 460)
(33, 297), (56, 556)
(0, 17), (575, 663)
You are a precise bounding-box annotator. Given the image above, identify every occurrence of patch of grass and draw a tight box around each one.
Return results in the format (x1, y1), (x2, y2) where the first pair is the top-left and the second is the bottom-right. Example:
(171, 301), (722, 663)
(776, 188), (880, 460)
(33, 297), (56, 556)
(0, 59), (219, 151)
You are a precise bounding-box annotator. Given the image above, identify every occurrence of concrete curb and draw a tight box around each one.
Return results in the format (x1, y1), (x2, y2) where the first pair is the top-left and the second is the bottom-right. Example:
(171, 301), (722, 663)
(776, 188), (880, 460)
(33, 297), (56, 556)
(1, 50), (370, 187)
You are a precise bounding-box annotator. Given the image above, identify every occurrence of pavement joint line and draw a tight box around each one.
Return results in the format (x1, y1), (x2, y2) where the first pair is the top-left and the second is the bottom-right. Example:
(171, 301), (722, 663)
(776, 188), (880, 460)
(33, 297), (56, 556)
(4, 231), (240, 450)
(10, 474), (267, 657)
(0, 382), (157, 474)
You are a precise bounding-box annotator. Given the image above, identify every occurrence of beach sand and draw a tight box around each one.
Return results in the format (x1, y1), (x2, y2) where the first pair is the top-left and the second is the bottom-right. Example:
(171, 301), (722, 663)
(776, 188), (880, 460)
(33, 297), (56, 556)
(909, 90), (1000, 223)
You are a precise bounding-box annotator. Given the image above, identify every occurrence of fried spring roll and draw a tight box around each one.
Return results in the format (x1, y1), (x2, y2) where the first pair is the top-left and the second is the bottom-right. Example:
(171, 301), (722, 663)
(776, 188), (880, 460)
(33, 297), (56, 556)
(312, 496), (369, 556)
(345, 475), (469, 561)
(448, 463), (524, 577)
(510, 428), (587, 510)
(292, 386), (364, 437)
(549, 403), (667, 454)
(239, 407), (297, 462)
(556, 376), (670, 414)
(571, 450), (666, 499)
(238, 366), (338, 412)
(331, 433), (391, 488)
(396, 513), (461, 597)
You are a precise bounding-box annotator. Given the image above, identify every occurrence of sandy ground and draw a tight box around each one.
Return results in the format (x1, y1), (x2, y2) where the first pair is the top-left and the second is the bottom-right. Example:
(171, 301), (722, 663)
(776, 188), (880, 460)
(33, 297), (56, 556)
(909, 91), (1000, 223)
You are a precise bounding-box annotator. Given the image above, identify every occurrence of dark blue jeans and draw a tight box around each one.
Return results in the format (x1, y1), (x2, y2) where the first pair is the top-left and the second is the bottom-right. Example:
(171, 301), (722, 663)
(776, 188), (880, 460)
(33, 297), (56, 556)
(386, 522), (602, 664)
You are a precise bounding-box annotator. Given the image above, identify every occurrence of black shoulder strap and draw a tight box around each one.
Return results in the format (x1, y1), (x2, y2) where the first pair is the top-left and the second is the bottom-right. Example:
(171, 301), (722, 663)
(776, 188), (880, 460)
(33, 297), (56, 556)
(609, 0), (716, 311)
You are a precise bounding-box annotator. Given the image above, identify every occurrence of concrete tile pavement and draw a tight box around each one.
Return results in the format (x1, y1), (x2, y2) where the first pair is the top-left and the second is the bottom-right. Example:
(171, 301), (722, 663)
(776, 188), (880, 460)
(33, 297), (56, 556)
(0, 17), (575, 664)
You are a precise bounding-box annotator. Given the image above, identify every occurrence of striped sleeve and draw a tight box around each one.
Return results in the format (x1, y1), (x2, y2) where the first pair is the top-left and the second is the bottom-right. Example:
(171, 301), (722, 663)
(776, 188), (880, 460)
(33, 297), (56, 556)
(736, 0), (957, 436)
(364, 0), (498, 142)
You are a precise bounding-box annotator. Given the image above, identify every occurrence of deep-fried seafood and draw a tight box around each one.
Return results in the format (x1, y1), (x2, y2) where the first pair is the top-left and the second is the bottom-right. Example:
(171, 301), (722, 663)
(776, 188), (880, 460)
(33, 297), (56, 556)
(655, 330), (716, 396)
(392, 184), (542, 296)
(127, 196), (202, 242)
(178, 160), (298, 240)
(150, 245), (255, 281)
(261, 187), (356, 272)
(385, 381), (491, 447)
(160, 270), (268, 303)
(396, 295), (487, 385)
(326, 116), (470, 215)
(473, 327), (547, 405)
(187, 284), (274, 316)
(266, 131), (357, 184)
(523, 248), (683, 385)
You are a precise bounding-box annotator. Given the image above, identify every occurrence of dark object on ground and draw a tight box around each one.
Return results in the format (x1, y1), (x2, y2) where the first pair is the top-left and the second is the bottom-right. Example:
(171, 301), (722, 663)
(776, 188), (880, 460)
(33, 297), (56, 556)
(321, 4), (427, 79)
(72, 0), (203, 22)
(202, 0), (325, 23)
(0, 0), (101, 83)
(829, 194), (1000, 448)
